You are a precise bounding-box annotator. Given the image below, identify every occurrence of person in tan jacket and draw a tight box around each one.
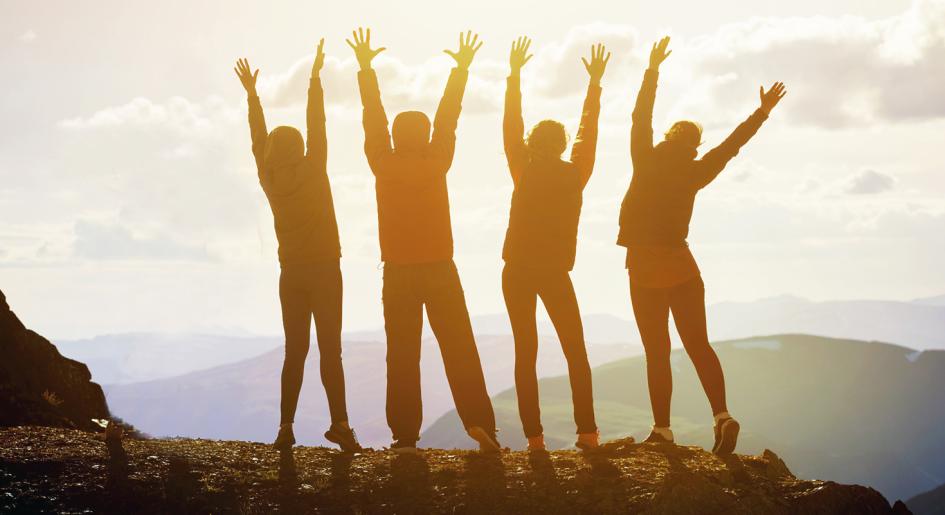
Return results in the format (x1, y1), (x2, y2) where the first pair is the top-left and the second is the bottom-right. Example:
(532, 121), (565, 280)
(235, 40), (361, 453)
(501, 37), (609, 452)
(348, 28), (500, 454)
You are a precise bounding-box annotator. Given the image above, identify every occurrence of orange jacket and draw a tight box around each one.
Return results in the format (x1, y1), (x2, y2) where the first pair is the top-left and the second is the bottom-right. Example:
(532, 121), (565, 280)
(357, 68), (468, 265)
(248, 78), (341, 265)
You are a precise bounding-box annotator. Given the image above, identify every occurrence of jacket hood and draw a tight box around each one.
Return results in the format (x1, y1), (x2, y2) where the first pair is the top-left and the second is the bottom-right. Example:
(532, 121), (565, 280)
(392, 111), (431, 152)
(264, 126), (305, 172)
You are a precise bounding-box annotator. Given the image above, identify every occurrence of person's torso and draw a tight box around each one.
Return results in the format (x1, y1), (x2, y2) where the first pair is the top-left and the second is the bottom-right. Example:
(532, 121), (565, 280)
(374, 153), (453, 264)
(261, 157), (341, 265)
(503, 158), (584, 270)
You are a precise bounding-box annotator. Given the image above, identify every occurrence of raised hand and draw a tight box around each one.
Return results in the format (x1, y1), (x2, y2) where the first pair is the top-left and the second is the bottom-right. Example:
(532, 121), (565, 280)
(509, 36), (533, 75)
(346, 27), (386, 71)
(311, 38), (325, 79)
(234, 58), (259, 95)
(649, 36), (672, 70)
(759, 82), (787, 114)
(444, 30), (483, 71)
(582, 43), (611, 85)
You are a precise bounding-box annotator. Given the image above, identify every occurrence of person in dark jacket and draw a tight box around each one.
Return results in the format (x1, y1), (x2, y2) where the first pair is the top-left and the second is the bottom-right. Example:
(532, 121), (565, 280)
(617, 36), (786, 455)
(234, 40), (361, 453)
(347, 28), (501, 454)
(502, 37), (608, 452)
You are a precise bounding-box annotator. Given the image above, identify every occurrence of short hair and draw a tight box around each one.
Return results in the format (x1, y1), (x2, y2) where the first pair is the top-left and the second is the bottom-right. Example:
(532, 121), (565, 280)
(526, 120), (569, 158)
(665, 120), (703, 148)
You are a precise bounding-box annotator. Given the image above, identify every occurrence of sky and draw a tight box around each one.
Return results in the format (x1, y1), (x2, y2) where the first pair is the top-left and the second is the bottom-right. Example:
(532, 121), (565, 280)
(2, 0), (944, 340)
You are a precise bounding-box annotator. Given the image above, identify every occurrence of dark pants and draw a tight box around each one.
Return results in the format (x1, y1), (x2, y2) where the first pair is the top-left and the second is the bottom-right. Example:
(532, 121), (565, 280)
(629, 275), (727, 427)
(383, 259), (495, 442)
(279, 261), (348, 426)
(503, 264), (597, 438)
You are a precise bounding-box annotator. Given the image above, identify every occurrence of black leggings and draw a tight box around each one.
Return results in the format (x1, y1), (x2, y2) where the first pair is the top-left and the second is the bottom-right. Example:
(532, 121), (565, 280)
(629, 275), (727, 427)
(279, 262), (348, 425)
(503, 264), (597, 438)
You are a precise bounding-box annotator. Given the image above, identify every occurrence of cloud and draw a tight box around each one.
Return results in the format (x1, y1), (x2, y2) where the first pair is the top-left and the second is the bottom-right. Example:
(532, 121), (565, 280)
(845, 169), (896, 195)
(73, 219), (212, 261)
(19, 30), (37, 43)
(58, 96), (239, 138)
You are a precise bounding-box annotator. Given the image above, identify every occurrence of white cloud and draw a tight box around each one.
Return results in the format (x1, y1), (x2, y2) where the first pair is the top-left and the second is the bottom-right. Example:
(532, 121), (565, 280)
(19, 30), (37, 43)
(73, 219), (213, 261)
(845, 169), (896, 194)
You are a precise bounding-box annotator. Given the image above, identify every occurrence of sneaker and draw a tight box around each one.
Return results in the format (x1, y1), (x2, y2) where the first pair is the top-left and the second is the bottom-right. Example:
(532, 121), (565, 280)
(643, 429), (674, 444)
(712, 417), (740, 456)
(527, 435), (546, 452)
(390, 439), (418, 455)
(273, 425), (296, 451)
(325, 424), (363, 453)
(467, 426), (502, 453)
(575, 431), (600, 451)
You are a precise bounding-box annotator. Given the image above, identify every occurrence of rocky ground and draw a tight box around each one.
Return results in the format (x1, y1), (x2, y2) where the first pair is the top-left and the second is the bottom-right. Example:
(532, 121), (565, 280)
(0, 426), (911, 514)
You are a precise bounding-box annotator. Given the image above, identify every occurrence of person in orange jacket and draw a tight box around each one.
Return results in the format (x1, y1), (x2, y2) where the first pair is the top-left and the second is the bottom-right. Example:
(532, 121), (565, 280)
(618, 36), (786, 454)
(234, 40), (361, 453)
(501, 37), (609, 452)
(348, 28), (500, 454)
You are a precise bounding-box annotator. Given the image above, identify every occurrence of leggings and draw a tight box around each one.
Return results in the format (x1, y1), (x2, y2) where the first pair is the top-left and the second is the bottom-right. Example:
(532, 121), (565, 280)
(503, 264), (597, 438)
(629, 275), (727, 427)
(279, 261), (348, 426)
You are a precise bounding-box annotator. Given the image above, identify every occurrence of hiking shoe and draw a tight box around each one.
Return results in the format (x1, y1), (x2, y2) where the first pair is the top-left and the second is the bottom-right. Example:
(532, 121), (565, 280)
(467, 426), (502, 453)
(325, 424), (363, 453)
(575, 431), (600, 452)
(712, 416), (740, 456)
(527, 435), (546, 452)
(273, 425), (296, 451)
(643, 429), (674, 444)
(390, 439), (418, 455)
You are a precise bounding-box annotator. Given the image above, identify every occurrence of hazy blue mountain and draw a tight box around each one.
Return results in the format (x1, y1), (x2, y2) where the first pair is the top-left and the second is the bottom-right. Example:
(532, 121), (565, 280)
(907, 482), (945, 515)
(104, 335), (636, 447)
(421, 334), (945, 503)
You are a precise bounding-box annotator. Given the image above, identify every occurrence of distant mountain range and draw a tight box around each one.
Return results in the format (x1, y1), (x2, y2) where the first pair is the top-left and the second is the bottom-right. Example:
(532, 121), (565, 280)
(420, 334), (945, 503)
(57, 294), (945, 385)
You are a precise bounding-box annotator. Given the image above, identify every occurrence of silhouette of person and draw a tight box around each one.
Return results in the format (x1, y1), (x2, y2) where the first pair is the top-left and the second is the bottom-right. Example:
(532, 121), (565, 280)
(501, 37), (609, 452)
(617, 36), (786, 454)
(234, 40), (362, 453)
(348, 28), (500, 454)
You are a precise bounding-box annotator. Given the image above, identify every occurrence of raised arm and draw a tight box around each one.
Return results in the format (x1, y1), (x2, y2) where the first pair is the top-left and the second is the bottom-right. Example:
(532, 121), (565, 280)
(235, 58), (267, 180)
(631, 37), (671, 171)
(347, 28), (391, 171)
(695, 81), (786, 189)
(306, 39), (327, 170)
(571, 43), (609, 187)
(429, 31), (481, 171)
(504, 36), (531, 184)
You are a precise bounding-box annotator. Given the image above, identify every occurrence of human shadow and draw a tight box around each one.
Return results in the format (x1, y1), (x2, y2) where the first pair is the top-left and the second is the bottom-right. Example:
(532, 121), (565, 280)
(463, 452), (508, 513)
(387, 453), (433, 515)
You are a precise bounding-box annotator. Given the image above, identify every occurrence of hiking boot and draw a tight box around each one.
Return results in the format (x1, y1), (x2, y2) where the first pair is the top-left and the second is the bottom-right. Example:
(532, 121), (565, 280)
(712, 416), (740, 456)
(467, 426), (502, 453)
(273, 425), (296, 451)
(390, 439), (418, 455)
(575, 431), (600, 452)
(325, 424), (363, 453)
(527, 435), (546, 452)
(643, 429), (674, 444)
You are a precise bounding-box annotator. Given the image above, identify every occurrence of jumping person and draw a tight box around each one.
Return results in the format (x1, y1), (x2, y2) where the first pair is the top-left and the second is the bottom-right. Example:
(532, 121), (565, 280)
(348, 28), (501, 454)
(235, 40), (362, 453)
(618, 36), (786, 454)
(502, 37), (608, 452)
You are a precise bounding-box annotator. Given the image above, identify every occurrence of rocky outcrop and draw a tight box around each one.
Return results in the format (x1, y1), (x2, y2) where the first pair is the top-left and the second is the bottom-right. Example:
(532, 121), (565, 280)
(0, 290), (110, 431)
(0, 427), (909, 514)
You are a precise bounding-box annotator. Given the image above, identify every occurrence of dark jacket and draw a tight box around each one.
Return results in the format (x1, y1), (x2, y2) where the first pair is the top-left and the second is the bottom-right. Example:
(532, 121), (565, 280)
(248, 78), (341, 264)
(502, 75), (601, 270)
(617, 69), (767, 247)
(357, 68), (467, 265)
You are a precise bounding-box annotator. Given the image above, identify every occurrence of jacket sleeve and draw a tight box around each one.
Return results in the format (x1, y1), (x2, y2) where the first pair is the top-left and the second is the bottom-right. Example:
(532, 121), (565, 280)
(630, 69), (658, 173)
(357, 69), (393, 173)
(247, 93), (268, 182)
(570, 82), (602, 188)
(306, 77), (327, 171)
(694, 108), (768, 189)
(429, 68), (469, 173)
(503, 75), (528, 184)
